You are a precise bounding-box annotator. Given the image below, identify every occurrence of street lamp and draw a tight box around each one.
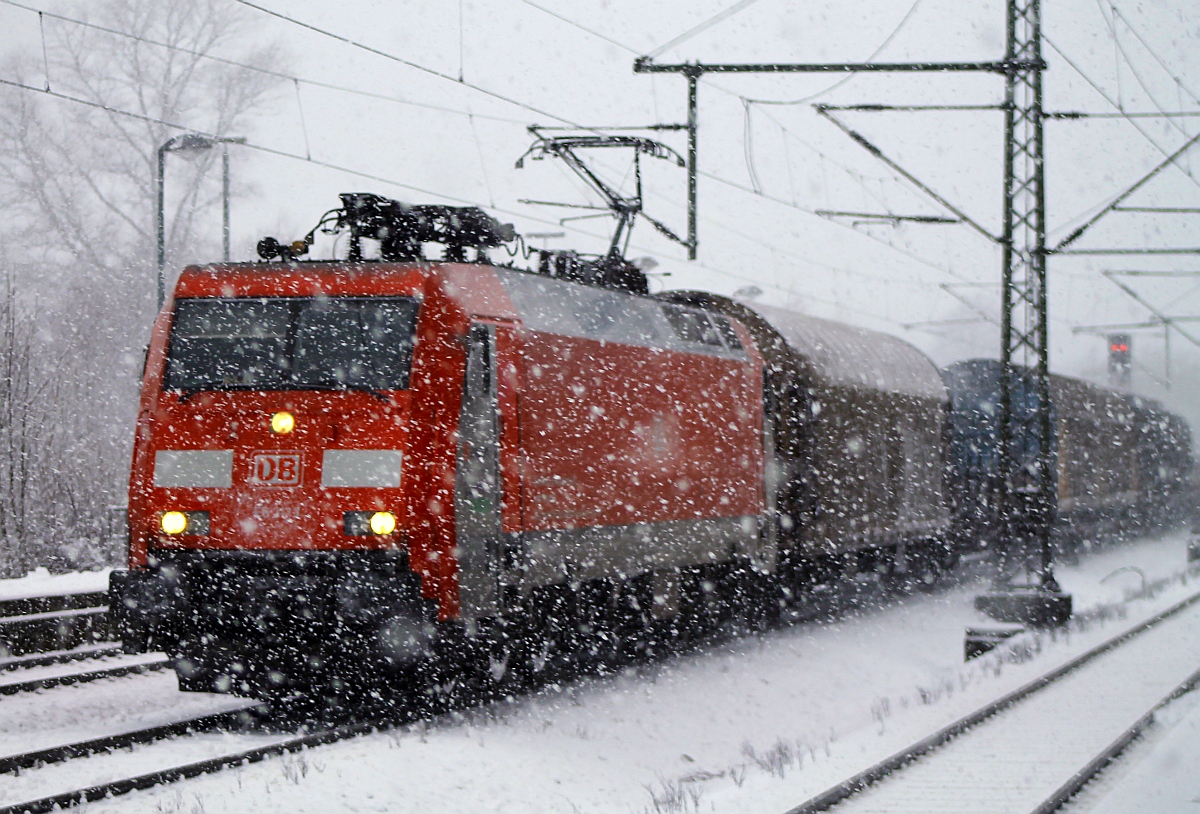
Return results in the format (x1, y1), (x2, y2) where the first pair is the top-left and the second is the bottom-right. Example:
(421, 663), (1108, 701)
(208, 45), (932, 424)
(155, 133), (247, 309)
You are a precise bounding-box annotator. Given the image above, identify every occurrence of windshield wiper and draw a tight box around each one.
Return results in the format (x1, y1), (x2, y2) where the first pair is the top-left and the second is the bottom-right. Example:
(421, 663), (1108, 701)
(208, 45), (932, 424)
(175, 387), (221, 403)
(171, 382), (393, 403)
(173, 384), (270, 403)
(300, 382), (393, 402)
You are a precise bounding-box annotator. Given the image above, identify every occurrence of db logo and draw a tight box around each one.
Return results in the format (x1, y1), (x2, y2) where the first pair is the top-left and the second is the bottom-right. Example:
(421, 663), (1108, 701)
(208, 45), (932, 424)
(249, 452), (302, 486)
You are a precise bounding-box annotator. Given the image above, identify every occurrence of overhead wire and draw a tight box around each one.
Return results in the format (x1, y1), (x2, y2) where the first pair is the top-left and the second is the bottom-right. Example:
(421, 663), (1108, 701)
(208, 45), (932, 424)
(751, 103), (925, 221)
(0, 0), (532, 126)
(0, 72), (629, 255)
(1108, 4), (1200, 108)
(1097, 0), (1197, 151)
(233, 0), (600, 132)
(512, 0), (978, 291)
(566, 120), (979, 291)
(469, 113), (496, 208)
(292, 79), (312, 160)
(1043, 32), (1200, 215)
(7, 0), (992, 325)
(781, 119), (798, 206)
(458, 0), (466, 82)
(521, 132), (954, 295)
(0, 75), (475, 207)
(510, 0), (938, 239)
(741, 0), (926, 107)
(512, 0), (937, 218)
(0, 69), (906, 324)
(742, 97), (763, 194)
(1103, 1), (1198, 177)
(36, 10), (50, 90)
(236, 0), (979, 303)
(722, 0), (986, 254)
(645, 0), (765, 60)
(515, 0), (635, 53)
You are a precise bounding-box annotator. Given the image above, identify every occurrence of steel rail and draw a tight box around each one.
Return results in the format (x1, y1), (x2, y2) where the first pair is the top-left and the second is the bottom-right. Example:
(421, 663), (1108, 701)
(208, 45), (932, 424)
(0, 643), (125, 671)
(0, 716), (391, 814)
(784, 587), (1200, 814)
(0, 706), (264, 775)
(0, 656), (170, 695)
(7, 569), (1195, 813)
(1029, 663), (1200, 814)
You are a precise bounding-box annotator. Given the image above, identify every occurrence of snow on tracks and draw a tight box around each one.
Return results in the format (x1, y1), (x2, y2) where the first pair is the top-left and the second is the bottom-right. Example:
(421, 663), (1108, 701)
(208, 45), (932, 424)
(785, 589), (1200, 814)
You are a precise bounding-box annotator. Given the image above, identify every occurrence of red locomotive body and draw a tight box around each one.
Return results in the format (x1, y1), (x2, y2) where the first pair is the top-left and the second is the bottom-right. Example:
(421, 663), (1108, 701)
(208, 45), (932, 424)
(128, 263), (426, 562)
(113, 217), (766, 692)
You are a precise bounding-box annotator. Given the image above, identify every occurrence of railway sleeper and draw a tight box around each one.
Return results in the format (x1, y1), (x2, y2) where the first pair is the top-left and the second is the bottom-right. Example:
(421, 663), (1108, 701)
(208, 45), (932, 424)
(0, 607), (113, 659)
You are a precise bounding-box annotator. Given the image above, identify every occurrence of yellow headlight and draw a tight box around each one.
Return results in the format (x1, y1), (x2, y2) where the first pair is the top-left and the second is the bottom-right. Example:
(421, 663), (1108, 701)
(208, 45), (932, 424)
(369, 511), (397, 536)
(160, 511), (188, 535)
(270, 411), (295, 434)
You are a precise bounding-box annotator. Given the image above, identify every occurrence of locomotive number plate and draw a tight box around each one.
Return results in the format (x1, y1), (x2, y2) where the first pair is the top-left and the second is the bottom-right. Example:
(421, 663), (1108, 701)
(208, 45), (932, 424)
(248, 452), (303, 486)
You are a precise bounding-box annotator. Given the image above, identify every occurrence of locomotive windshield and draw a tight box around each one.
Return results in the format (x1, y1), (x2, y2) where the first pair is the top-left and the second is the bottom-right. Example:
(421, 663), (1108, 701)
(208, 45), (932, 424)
(163, 297), (420, 393)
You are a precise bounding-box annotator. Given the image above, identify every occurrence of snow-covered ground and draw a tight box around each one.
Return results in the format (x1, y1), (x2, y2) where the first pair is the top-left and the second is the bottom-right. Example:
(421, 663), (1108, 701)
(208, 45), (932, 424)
(0, 671), (258, 758)
(0, 567), (112, 602)
(1064, 685), (1200, 814)
(3, 531), (1195, 814)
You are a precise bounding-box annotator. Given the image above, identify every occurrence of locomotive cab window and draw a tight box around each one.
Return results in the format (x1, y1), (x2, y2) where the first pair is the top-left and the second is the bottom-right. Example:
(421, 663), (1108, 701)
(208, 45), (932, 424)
(711, 315), (743, 350)
(660, 304), (743, 351)
(662, 304), (722, 347)
(164, 297), (420, 393)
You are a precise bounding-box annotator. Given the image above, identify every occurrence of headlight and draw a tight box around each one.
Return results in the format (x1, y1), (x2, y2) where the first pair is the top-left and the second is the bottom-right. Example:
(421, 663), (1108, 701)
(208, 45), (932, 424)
(159, 510), (210, 536)
(369, 511), (397, 536)
(160, 511), (188, 535)
(271, 411), (295, 435)
(344, 510), (398, 536)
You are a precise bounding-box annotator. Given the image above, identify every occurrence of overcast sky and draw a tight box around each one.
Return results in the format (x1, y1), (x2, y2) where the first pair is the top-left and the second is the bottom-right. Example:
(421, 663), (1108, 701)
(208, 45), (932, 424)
(2, 0), (1199, 420)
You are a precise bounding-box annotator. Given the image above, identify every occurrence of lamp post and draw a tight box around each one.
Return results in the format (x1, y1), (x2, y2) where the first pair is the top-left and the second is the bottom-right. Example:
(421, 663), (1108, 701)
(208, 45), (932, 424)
(155, 133), (247, 309)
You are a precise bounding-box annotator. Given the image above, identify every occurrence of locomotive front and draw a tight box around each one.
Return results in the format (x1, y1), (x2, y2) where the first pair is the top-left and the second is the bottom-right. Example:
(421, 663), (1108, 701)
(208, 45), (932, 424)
(110, 196), (527, 695)
(112, 262), (438, 693)
(111, 195), (770, 698)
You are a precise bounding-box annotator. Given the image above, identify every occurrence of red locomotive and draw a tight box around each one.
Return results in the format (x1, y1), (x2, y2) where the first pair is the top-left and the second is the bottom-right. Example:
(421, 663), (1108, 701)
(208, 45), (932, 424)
(113, 194), (804, 696)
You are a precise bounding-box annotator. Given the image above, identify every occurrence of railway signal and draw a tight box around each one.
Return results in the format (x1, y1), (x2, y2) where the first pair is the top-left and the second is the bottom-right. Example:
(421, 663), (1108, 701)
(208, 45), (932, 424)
(1108, 334), (1132, 388)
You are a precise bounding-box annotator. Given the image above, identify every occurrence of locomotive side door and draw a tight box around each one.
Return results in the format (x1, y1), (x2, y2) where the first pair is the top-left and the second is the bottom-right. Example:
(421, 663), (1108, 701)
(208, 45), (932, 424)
(455, 323), (503, 618)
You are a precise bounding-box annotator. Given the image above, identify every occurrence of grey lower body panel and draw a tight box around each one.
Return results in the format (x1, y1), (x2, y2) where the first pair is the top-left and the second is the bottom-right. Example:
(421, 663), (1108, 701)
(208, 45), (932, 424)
(802, 516), (950, 556)
(520, 514), (761, 587)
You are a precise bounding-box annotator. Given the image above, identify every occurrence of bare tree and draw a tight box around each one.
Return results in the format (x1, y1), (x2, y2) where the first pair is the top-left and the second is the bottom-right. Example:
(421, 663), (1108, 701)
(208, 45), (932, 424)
(0, 273), (39, 574)
(0, 272), (74, 576)
(0, 0), (284, 574)
(1, 0), (280, 282)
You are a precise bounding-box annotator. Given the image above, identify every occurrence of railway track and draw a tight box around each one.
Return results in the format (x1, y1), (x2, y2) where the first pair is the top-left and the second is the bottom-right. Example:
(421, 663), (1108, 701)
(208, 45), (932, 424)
(0, 586), (176, 695)
(0, 710), (390, 814)
(0, 706), (264, 775)
(0, 590), (112, 657)
(0, 642), (125, 671)
(783, 588), (1200, 814)
(2, 590), (1190, 814)
(0, 587), (419, 814)
(0, 651), (170, 695)
(2, 557), (1192, 813)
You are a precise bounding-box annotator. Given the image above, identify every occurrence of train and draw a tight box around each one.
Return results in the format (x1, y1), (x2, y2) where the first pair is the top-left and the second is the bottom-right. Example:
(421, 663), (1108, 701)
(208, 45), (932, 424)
(943, 359), (1193, 559)
(109, 193), (1192, 699)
